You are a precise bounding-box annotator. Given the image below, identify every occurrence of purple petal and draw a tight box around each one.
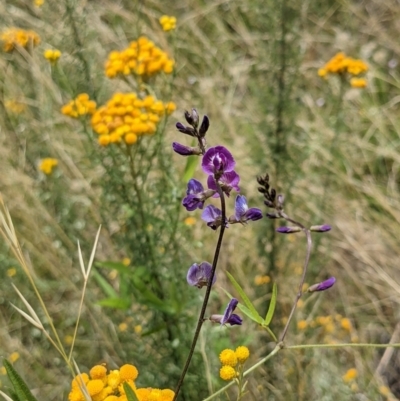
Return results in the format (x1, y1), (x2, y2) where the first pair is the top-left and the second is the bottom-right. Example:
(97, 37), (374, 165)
(244, 208), (263, 221)
(187, 179), (204, 195)
(226, 313), (243, 326)
(221, 298), (238, 325)
(201, 146), (236, 176)
(234, 195), (248, 220)
(207, 171), (240, 197)
(187, 262), (216, 288)
(172, 142), (200, 156)
(182, 194), (204, 211)
(308, 277), (336, 292)
(201, 205), (221, 223)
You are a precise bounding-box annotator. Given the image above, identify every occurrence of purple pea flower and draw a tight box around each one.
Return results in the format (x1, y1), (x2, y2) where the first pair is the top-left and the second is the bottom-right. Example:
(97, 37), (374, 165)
(202, 146), (236, 177)
(308, 277), (336, 292)
(229, 195), (263, 224)
(172, 142), (202, 156)
(182, 179), (216, 211)
(187, 262), (216, 288)
(201, 205), (227, 230)
(210, 298), (243, 326)
(207, 171), (240, 197)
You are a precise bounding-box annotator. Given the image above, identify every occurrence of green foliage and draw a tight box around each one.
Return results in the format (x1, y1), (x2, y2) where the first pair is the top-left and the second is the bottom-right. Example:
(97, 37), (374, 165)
(122, 383), (139, 401)
(3, 360), (38, 401)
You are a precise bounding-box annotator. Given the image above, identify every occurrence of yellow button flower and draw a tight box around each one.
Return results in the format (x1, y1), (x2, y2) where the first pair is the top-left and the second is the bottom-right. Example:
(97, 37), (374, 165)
(44, 49), (61, 64)
(219, 349), (237, 367)
(39, 158), (58, 175)
(219, 365), (237, 381)
(159, 15), (177, 32)
(235, 346), (250, 363)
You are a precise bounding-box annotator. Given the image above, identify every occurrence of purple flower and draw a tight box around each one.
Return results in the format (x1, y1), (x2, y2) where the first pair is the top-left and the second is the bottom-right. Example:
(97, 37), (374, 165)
(182, 179), (216, 211)
(310, 224), (332, 233)
(176, 122), (196, 136)
(210, 298), (243, 326)
(229, 195), (263, 224)
(207, 171), (240, 197)
(201, 205), (227, 230)
(308, 277), (336, 292)
(276, 226), (302, 234)
(187, 262), (216, 288)
(202, 146), (236, 177)
(172, 142), (201, 156)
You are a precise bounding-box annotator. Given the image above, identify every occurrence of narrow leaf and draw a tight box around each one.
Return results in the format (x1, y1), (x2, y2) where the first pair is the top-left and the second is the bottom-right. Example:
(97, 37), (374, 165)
(77, 241), (86, 278)
(11, 285), (42, 328)
(87, 225), (101, 277)
(11, 304), (43, 329)
(265, 283), (277, 325)
(3, 360), (38, 401)
(92, 270), (119, 299)
(226, 272), (261, 321)
(97, 298), (131, 310)
(183, 155), (198, 182)
(123, 382), (139, 401)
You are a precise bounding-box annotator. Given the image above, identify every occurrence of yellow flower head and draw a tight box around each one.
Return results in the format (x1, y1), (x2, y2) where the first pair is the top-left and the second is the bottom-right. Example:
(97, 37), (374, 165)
(135, 388), (151, 400)
(219, 349), (237, 367)
(0, 28), (40, 52)
(107, 370), (120, 390)
(119, 322), (128, 332)
(90, 365), (107, 380)
(86, 379), (104, 396)
(148, 388), (162, 401)
(34, 0), (44, 6)
(9, 352), (20, 363)
(184, 216), (196, 226)
(254, 275), (271, 285)
(4, 100), (26, 114)
(219, 365), (237, 381)
(343, 368), (358, 383)
(61, 93), (97, 118)
(119, 364), (139, 381)
(105, 36), (174, 79)
(235, 346), (250, 364)
(297, 320), (308, 330)
(7, 268), (17, 277)
(160, 389), (175, 401)
(159, 16), (177, 32)
(39, 158), (58, 175)
(350, 77), (367, 88)
(44, 49), (61, 64)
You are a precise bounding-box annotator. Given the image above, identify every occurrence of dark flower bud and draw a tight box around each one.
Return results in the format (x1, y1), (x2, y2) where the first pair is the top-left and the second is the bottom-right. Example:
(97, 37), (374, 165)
(176, 122), (196, 136)
(199, 115), (210, 137)
(184, 108), (199, 128)
(172, 142), (202, 156)
(310, 224), (332, 233)
(276, 226), (301, 234)
(264, 200), (274, 208)
(308, 277), (336, 292)
(257, 186), (267, 194)
(266, 212), (279, 219)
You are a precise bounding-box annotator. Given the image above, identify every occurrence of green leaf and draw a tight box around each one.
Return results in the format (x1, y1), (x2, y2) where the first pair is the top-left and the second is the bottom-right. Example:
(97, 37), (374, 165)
(265, 283), (277, 325)
(226, 272), (262, 321)
(221, 288), (263, 325)
(123, 382), (139, 401)
(97, 297), (131, 309)
(92, 270), (119, 299)
(183, 155), (198, 182)
(3, 360), (38, 401)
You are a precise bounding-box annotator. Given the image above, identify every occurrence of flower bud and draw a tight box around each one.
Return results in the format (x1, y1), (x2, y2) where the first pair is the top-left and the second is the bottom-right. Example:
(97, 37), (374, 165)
(199, 115), (210, 137)
(172, 142), (202, 156)
(184, 108), (199, 128)
(176, 122), (196, 136)
(276, 226), (301, 234)
(308, 277), (336, 292)
(310, 224), (332, 233)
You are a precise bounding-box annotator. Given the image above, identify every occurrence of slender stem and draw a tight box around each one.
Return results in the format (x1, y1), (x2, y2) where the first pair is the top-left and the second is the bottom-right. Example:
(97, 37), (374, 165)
(278, 212), (312, 342)
(285, 342), (400, 350)
(173, 184), (226, 400)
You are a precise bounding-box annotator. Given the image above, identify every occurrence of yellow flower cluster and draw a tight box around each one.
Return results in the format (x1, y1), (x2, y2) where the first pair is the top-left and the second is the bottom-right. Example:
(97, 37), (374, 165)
(39, 158), (58, 175)
(105, 36), (174, 79)
(68, 364), (175, 401)
(0, 28), (40, 52)
(159, 16), (177, 32)
(219, 346), (250, 381)
(4, 100), (26, 114)
(318, 52), (368, 87)
(90, 92), (176, 147)
(44, 49), (61, 64)
(254, 275), (271, 286)
(61, 93), (97, 118)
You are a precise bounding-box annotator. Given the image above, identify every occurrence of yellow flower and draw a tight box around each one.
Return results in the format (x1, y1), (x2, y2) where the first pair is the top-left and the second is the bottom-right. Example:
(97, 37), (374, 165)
(0, 28), (40, 52)
(64, 335), (73, 345)
(34, 0), (44, 6)
(39, 158), (58, 175)
(86, 379), (104, 396)
(343, 368), (358, 383)
(125, 133), (138, 145)
(119, 322), (128, 332)
(219, 349), (237, 367)
(4, 100), (26, 114)
(219, 365), (236, 381)
(160, 389), (175, 401)
(340, 318), (352, 331)
(297, 320), (308, 330)
(134, 325), (142, 334)
(9, 352), (19, 363)
(136, 388), (151, 400)
(0, 367), (6, 375)
(7, 268), (16, 277)
(149, 389), (162, 401)
(254, 275), (271, 285)
(107, 370), (120, 390)
(184, 216), (196, 226)
(61, 94), (96, 118)
(44, 49), (61, 64)
(122, 258), (131, 266)
(90, 365), (107, 380)
(350, 77), (367, 88)
(159, 15), (177, 32)
(119, 364), (139, 381)
(71, 373), (89, 388)
(379, 386), (391, 396)
(235, 346), (250, 363)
